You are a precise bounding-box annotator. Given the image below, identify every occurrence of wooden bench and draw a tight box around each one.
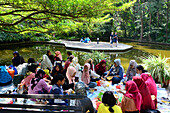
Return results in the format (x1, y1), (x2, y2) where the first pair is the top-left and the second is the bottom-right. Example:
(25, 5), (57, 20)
(0, 94), (85, 113)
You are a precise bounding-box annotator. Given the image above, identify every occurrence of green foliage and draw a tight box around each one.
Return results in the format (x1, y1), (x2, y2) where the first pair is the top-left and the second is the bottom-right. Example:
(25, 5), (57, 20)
(0, 0), (136, 40)
(142, 54), (170, 85)
(73, 50), (110, 66)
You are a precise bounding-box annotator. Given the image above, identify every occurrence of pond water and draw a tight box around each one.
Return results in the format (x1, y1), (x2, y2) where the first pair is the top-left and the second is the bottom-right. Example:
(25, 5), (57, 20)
(0, 42), (170, 71)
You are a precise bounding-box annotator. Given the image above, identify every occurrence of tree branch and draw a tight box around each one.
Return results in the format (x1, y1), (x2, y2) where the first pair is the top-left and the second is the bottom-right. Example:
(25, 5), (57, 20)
(0, 28), (48, 33)
(0, 11), (46, 26)
(0, 9), (37, 16)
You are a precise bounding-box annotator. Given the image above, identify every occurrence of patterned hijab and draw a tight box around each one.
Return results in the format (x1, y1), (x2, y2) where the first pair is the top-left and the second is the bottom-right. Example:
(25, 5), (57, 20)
(75, 82), (87, 96)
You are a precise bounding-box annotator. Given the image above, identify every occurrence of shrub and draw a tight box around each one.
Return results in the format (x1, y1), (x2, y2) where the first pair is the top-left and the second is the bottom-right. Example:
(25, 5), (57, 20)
(142, 54), (170, 85)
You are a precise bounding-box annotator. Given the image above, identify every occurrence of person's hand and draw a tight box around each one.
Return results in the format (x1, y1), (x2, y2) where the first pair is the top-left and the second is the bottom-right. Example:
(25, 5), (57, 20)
(104, 75), (108, 79)
(117, 90), (125, 95)
(101, 77), (106, 81)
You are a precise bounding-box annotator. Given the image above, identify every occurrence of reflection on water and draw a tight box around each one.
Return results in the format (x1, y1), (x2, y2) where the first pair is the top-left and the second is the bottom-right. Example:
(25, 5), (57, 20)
(0, 42), (169, 72)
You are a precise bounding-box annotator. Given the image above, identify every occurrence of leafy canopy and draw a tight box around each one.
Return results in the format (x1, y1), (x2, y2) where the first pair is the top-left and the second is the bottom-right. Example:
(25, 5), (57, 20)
(0, 0), (136, 34)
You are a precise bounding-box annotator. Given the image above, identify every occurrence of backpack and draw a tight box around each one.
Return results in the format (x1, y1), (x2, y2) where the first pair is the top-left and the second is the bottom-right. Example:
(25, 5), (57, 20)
(0, 66), (12, 85)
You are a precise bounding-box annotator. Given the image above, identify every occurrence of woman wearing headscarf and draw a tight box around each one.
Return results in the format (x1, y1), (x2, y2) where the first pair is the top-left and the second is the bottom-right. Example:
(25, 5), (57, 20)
(69, 57), (81, 81)
(85, 58), (94, 71)
(98, 91), (122, 113)
(66, 66), (76, 84)
(105, 59), (124, 85)
(79, 63), (100, 88)
(12, 51), (25, 66)
(40, 54), (53, 71)
(54, 51), (62, 61)
(75, 82), (95, 113)
(141, 73), (157, 108)
(133, 76), (155, 111)
(47, 50), (54, 65)
(126, 60), (138, 81)
(28, 69), (51, 95)
(95, 59), (106, 77)
(64, 55), (74, 71)
(119, 81), (142, 113)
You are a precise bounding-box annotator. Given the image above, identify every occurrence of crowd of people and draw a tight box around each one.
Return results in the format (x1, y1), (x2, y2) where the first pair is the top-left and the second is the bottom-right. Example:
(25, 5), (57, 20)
(2, 50), (158, 113)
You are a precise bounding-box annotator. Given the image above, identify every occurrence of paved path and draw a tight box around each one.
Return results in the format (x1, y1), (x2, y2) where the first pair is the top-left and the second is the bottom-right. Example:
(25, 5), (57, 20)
(48, 40), (133, 52)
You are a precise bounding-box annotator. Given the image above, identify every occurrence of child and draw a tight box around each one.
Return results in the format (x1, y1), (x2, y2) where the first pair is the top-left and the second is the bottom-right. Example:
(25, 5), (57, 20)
(49, 74), (68, 105)
(97, 91), (122, 113)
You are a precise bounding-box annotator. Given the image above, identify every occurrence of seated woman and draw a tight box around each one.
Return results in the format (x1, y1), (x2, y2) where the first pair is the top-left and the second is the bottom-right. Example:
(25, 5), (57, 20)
(125, 60), (138, 81)
(47, 50), (54, 65)
(105, 59), (124, 85)
(12, 51), (25, 67)
(136, 65), (148, 76)
(28, 69), (51, 95)
(98, 91), (122, 113)
(79, 63), (100, 88)
(40, 54), (53, 71)
(75, 82), (95, 113)
(118, 81), (142, 113)
(66, 66), (76, 84)
(95, 60), (106, 77)
(51, 62), (74, 90)
(133, 76), (155, 111)
(69, 57), (81, 82)
(84, 37), (91, 43)
(85, 58), (94, 71)
(80, 37), (84, 42)
(51, 61), (64, 77)
(54, 51), (62, 61)
(140, 73), (157, 108)
(64, 55), (74, 71)
(49, 74), (68, 105)
(21, 64), (39, 88)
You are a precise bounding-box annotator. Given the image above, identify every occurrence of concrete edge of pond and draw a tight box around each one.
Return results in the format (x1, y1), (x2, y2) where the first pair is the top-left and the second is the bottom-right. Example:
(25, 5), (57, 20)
(46, 40), (133, 52)
(0, 40), (133, 52)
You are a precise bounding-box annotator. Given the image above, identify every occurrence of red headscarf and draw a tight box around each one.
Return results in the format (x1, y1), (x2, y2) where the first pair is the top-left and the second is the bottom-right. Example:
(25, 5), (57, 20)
(81, 63), (90, 85)
(55, 51), (62, 61)
(133, 76), (155, 110)
(124, 80), (142, 111)
(95, 60), (106, 74)
(141, 73), (157, 108)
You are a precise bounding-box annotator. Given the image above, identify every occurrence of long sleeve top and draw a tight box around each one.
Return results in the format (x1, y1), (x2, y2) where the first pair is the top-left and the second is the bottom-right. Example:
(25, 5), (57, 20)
(49, 84), (68, 105)
(28, 79), (51, 94)
(79, 70), (100, 83)
(109, 66), (124, 79)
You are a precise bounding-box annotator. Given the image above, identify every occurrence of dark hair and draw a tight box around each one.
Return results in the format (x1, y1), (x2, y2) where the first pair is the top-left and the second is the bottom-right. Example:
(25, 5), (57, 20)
(136, 65), (147, 73)
(69, 55), (74, 62)
(67, 51), (72, 56)
(51, 74), (65, 85)
(47, 50), (51, 56)
(28, 58), (35, 63)
(35, 69), (45, 79)
(102, 91), (116, 113)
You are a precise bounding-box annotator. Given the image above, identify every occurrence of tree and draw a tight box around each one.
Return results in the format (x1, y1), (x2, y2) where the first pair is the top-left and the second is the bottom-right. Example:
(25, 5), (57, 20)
(0, 0), (136, 35)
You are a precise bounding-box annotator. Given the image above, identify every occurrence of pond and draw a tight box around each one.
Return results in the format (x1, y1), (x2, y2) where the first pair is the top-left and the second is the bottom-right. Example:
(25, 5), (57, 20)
(0, 42), (170, 71)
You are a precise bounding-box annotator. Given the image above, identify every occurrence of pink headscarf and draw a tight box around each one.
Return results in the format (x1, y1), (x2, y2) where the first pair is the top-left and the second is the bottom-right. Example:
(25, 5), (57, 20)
(124, 80), (142, 111)
(81, 63), (91, 85)
(141, 73), (157, 108)
(66, 66), (76, 84)
(133, 76), (155, 110)
(55, 51), (62, 61)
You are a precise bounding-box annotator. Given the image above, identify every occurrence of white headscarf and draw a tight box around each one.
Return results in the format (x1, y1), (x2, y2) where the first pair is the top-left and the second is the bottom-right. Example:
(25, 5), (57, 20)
(40, 54), (53, 70)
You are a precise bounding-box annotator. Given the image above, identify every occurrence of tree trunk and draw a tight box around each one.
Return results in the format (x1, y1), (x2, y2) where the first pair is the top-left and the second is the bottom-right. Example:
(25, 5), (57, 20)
(166, 0), (169, 42)
(148, 12), (152, 41)
(139, 0), (144, 41)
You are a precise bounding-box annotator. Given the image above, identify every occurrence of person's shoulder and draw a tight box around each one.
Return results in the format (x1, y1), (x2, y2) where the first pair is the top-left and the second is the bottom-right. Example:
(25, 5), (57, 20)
(113, 105), (122, 112)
